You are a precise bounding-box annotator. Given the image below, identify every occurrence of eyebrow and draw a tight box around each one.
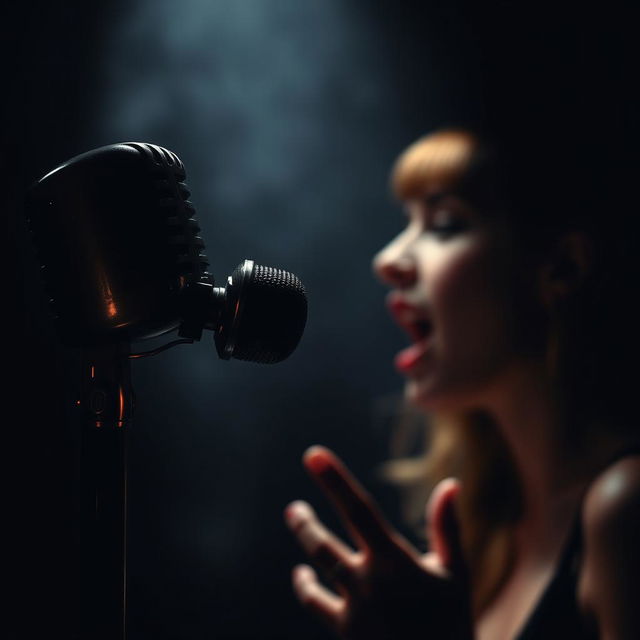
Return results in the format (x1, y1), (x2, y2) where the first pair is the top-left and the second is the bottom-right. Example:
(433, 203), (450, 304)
(403, 192), (458, 218)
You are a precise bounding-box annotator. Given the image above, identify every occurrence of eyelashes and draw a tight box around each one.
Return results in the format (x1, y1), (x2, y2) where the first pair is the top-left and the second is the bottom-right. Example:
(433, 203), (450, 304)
(401, 201), (472, 240)
(425, 211), (470, 239)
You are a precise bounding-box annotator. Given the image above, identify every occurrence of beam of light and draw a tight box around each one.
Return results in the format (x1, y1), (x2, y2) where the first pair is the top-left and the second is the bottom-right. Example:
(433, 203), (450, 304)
(95, 0), (400, 402)
(97, 0), (392, 259)
(91, 3), (406, 597)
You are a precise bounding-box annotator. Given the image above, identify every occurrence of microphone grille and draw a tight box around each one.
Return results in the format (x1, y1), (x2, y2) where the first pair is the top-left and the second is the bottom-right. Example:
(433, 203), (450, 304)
(233, 264), (307, 364)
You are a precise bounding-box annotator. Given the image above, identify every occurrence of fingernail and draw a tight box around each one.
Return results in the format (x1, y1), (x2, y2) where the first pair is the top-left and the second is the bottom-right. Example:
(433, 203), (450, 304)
(303, 446), (332, 475)
(285, 500), (308, 527)
(292, 564), (313, 585)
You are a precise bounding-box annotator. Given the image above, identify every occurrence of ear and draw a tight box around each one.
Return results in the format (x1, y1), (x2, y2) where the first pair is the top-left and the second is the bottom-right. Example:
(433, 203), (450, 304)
(538, 231), (593, 308)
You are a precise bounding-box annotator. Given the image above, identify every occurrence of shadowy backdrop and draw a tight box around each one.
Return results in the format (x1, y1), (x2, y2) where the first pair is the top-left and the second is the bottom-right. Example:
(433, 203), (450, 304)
(5, 1), (634, 638)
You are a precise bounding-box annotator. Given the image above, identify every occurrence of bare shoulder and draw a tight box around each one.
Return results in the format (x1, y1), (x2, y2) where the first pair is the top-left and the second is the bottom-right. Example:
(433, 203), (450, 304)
(582, 453), (640, 534)
(578, 452), (640, 638)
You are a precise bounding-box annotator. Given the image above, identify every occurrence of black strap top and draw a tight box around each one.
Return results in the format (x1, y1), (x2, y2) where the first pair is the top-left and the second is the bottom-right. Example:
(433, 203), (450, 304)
(515, 445), (640, 640)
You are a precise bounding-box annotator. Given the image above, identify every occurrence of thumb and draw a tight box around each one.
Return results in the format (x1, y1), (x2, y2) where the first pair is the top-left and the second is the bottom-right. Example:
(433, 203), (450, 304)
(425, 478), (467, 582)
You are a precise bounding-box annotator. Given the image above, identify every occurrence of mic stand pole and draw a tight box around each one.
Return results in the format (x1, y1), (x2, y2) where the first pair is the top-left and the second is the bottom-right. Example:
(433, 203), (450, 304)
(77, 341), (134, 640)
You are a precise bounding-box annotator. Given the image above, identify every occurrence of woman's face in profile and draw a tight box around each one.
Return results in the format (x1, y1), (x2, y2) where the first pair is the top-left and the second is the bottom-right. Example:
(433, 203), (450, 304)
(373, 190), (544, 412)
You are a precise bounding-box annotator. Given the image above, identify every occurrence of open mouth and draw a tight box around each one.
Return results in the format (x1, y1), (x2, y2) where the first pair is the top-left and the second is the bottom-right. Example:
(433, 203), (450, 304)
(407, 319), (432, 344)
(386, 293), (433, 342)
(386, 293), (434, 373)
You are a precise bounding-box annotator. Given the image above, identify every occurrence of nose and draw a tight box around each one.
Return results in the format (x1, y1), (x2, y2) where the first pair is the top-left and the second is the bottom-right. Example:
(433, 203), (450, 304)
(372, 243), (417, 289)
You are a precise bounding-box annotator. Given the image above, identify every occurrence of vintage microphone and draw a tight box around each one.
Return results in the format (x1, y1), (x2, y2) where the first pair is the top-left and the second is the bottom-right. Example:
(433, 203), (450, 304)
(25, 142), (307, 640)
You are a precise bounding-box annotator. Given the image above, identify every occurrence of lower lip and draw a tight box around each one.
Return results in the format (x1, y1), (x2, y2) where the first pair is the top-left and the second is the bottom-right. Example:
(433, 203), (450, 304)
(394, 339), (431, 374)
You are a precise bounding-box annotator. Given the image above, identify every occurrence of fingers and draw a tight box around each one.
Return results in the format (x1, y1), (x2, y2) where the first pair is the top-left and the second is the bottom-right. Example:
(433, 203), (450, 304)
(292, 564), (345, 629)
(302, 446), (396, 552)
(419, 550), (447, 577)
(425, 478), (467, 580)
(285, 500), (358, 591)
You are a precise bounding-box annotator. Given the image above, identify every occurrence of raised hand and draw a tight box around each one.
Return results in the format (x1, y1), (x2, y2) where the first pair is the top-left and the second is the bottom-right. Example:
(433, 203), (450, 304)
(284, 445), (474, 640)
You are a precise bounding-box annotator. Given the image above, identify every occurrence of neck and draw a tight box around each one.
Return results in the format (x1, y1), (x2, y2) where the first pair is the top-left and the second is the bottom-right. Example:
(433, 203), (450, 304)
(479, 360), (619, 542)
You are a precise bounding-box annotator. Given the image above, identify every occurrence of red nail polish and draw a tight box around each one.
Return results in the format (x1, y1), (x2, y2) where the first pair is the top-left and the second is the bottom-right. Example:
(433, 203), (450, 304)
(305, 450), (331, 475)
(285, 503), (299, 523)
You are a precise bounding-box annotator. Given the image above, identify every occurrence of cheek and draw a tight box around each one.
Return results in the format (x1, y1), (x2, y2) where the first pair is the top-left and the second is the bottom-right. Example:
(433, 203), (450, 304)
(430, 242), (505, 318)
(429, 242), (543, 359)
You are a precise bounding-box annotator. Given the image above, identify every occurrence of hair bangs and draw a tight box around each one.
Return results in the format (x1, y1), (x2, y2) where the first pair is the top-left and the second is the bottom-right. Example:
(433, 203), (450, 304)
(391, 130), (478, 201)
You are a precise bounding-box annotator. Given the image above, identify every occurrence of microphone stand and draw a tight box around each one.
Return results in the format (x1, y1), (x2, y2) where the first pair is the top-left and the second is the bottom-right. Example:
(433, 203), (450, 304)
(77, 342), (134, 640)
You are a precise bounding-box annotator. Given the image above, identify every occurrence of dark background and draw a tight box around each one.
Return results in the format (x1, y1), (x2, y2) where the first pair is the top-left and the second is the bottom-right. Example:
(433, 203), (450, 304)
(4, 2), (634, 639)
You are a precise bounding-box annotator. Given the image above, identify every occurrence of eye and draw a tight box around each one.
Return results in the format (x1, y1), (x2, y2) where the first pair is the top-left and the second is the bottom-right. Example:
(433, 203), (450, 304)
(426, 210), (469, 238)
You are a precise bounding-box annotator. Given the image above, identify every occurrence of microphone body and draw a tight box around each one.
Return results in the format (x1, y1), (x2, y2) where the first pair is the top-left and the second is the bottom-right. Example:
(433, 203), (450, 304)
(26, 142), (208, 347)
